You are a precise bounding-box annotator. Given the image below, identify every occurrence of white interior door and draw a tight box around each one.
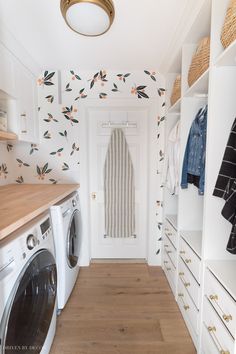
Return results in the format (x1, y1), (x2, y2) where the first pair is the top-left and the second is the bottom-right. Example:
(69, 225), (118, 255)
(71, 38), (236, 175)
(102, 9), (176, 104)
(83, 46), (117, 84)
(88, 104), (148, 259)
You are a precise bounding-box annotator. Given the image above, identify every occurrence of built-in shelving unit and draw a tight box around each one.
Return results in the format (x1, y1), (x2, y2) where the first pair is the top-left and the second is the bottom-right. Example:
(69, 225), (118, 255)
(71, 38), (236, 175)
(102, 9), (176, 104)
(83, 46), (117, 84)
(163, 0), (236, 352)
(184, 69), (209, 98)
(0, 131), (17, 141)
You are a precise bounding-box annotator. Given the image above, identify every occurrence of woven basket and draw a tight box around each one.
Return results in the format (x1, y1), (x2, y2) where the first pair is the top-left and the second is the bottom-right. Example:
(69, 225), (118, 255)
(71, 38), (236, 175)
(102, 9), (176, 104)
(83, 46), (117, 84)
(221, 0), (236, 49)
(170, 75), (181, 106)
(188, 37), (210, 87)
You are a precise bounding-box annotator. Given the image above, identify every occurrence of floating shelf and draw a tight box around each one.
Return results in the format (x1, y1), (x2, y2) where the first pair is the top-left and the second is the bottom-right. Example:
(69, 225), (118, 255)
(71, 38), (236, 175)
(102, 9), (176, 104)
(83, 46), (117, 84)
(180, 230), (202, 259)
(184, 69), (209, 98)
(215, 39), (236, 67)
(0, 131), (18, 141)
(167, 98), (181, 115)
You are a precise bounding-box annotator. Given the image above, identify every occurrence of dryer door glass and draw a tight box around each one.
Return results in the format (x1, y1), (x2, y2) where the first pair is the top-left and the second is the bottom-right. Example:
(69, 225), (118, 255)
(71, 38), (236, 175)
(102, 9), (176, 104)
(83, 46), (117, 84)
(3, 250), (57, 354)
(67, 209), (80, 268)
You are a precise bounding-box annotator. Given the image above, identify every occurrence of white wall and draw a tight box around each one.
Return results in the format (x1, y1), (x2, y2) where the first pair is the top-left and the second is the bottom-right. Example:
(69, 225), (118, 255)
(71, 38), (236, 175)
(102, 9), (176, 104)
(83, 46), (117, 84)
(5, 69), (166, 265)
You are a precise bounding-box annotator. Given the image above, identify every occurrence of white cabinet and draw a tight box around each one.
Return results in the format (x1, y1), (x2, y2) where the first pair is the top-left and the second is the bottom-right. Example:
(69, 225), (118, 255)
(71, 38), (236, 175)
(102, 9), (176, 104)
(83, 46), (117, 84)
(0, 43), (15, 97)
(0, 41), (38, 143)
(14, 60), (38, 143)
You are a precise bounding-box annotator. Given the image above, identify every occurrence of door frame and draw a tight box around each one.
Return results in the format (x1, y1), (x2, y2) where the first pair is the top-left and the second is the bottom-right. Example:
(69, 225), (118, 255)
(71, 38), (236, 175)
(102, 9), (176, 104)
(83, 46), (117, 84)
(78, 98), (159, 266)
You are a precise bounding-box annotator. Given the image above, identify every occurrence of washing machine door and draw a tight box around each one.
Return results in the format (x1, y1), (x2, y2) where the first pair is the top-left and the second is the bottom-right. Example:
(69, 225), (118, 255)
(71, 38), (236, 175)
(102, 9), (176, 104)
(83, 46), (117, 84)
(67, 209), (81, 268)
(0, 250), (57, 354)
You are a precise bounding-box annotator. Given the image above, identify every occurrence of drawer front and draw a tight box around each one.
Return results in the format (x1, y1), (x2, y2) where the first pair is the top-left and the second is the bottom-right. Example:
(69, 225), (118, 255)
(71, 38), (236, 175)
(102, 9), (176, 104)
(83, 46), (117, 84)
(177, 279), (199, 336)
(164, 219), (177, 249)
(163, 249), (176, 292)
(205, 269), (236, 339)
(163, 234), (177, 268)
(178, 257), (200, 310)
(202, 297), (234, 354)
(179, 238), (201, 283)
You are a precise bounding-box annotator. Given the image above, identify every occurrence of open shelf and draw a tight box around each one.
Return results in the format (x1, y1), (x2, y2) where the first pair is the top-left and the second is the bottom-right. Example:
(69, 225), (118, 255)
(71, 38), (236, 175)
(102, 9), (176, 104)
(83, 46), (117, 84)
(215, 39), (236, 67)
(0, 131), (18, 141)
(166, 214), (178, 230)
(180, 230), (202, 259)
(167, 98), (181, 115)
(206, 260), (236, 300)
(184, 69), (209, 98)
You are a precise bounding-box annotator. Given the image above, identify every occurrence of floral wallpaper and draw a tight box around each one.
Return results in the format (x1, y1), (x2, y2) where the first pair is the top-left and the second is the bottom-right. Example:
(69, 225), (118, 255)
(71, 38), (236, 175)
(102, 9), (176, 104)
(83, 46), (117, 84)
(1, 69), (166, 260)
(0, 142), (13, 185)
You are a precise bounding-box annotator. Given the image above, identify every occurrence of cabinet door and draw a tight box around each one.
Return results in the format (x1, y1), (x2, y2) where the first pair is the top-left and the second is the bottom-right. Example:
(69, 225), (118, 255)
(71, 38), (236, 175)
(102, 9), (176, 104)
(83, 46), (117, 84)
(0, 42), (15, 96)
(14, 59), (38, 143)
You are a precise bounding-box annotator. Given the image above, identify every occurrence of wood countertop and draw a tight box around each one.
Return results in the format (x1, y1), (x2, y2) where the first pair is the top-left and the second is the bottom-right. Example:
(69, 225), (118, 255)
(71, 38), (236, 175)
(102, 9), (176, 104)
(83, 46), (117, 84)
(0, 184), (79, 240)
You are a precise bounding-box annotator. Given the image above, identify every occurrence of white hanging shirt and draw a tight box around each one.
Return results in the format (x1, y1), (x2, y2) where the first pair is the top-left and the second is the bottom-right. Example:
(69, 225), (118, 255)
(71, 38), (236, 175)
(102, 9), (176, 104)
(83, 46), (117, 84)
(163, 120), (180, 195)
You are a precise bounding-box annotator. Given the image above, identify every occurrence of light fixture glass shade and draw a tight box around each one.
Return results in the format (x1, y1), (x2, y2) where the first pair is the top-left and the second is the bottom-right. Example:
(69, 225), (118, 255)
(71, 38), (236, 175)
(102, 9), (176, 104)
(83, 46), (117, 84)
(61, 0), (115, 36)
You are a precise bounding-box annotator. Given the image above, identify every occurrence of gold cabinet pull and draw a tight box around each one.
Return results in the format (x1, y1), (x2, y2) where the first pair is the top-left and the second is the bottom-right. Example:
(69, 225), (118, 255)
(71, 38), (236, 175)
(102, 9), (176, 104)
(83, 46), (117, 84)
(208, 326), (216, 332)
(222, 314), (233, 322)
(91, 192), (97, 200)
(178, 293), (184, 297)
(184, 305), (189, 310)
(166, 267), (171, 271)
(164, 261), (168, 264)
(185, 258), (191, 264)
(164, 244), (169, 247)
(167, 232), (172, 236)
(180, 250), (185, 254)
(179, 272), (184, 276)
(167, 250), (172, 254)
(209, 294), (218, 301)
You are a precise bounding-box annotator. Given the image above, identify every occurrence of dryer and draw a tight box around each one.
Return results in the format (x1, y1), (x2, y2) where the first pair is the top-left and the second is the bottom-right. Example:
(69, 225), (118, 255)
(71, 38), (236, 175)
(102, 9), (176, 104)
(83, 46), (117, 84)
(0, 212), (57, 354)
(50, 192), (81, 310)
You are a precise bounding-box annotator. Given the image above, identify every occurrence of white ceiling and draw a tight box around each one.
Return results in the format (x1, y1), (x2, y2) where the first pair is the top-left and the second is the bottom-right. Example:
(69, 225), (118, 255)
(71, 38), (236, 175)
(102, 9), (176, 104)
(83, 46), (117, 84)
(0, 0), (201, 72)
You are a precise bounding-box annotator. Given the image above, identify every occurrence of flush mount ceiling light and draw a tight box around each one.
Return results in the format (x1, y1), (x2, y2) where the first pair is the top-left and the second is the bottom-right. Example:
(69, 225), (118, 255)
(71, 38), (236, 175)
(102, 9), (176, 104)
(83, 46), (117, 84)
(60, 0), (115, 36)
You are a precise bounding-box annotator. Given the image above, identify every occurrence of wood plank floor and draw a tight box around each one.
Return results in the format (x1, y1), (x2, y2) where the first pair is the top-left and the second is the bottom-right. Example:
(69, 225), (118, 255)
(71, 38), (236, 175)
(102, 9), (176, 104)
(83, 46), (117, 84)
(50, 264), (196, 354)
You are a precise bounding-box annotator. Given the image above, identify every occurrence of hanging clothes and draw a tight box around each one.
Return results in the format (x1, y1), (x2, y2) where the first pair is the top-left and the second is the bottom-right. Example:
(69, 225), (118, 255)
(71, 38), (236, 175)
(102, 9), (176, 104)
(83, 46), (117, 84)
(104, 128), (135, 238)
(213, 117), (236, 254)
(163, 120), (180, 195)
(181, 105), (208, 195)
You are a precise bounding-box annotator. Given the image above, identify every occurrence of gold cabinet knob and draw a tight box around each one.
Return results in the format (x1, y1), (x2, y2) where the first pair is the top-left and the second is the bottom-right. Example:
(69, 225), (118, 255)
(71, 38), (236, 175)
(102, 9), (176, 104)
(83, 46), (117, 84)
(184, 282), (190, 287)
(164, 261), (168, 264)
(222, 314), (232, 322)
(167, 250), (172, 254)
(166, 267), (171, 271)
(209, 294), (218, 301)
(180, 250), (185, 254)
(91, 192), (97, 200)
(178, 293), (184, 297)
(179, 272), (184, 276)
(208, 326), (216, 332)
(184, 305), (189, 310)
(185, 259), (191, 264)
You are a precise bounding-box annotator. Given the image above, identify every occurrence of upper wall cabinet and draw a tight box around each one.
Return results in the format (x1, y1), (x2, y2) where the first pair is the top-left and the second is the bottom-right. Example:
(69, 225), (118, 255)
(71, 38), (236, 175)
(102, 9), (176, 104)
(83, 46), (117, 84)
(14, 59), (38, 143)
(0, 34), (39, 143)
(0, 43), (15, 97)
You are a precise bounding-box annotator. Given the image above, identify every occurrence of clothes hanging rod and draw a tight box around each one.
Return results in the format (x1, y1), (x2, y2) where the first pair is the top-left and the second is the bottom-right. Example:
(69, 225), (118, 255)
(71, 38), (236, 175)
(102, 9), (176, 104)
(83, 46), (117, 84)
(101, 121), (137, 128)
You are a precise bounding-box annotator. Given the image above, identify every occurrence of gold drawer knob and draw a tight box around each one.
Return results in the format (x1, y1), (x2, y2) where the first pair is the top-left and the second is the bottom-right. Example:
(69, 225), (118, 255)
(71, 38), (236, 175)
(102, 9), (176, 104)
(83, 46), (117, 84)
(164, 261), (168, 264)
(184, 282), (190, 287)
(166, 267), (171, 271)
(167, 232), (172, 236)
(178, 293), (184, 297)
(208, 326), (216, 332)
(209, 294), (218, 301)
(223, 314), (233, 322)
(180, 250), (185, 254)
(184, 305), (189, 310)
(167, 250), (172, 254)
(164, 244), (169, 247)
(185, 259), (191, 264)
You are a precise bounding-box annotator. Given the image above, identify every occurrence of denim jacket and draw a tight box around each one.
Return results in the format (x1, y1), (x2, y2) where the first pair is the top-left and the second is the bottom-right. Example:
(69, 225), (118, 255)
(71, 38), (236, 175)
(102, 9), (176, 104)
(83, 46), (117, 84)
(181, 105), (208, 195)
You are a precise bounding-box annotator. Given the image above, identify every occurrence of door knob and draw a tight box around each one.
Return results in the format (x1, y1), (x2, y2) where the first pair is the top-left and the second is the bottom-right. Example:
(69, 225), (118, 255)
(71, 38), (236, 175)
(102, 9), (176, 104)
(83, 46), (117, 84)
(91, 192), (97, 200)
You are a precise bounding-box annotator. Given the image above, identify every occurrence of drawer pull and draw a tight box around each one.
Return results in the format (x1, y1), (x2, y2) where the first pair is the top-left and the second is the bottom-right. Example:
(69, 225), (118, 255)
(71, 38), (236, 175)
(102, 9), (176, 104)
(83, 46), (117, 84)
(178, 293), (189, 311)
(166, 267), (171, 271)
(167, 250), (172, 254)
(179, 274), (190, 288)
(21, 113), (26, 117)
(207, 325), (230, 354)
(209, 295), (233, 323)
(164, 244), (169, 247)
(222, 314), (233, 322)
(167, 232), (172, 236)
(164, 261), (168, 264)
(180, 250), (185, 254)
(185, 259), (191, 264)
(209, 294), (218, 301)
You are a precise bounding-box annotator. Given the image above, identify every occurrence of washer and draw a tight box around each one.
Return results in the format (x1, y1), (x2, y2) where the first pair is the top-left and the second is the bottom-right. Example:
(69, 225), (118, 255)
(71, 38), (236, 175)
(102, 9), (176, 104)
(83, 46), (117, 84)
(0, 212), (57, 354)
(50, 192), (81, 310)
